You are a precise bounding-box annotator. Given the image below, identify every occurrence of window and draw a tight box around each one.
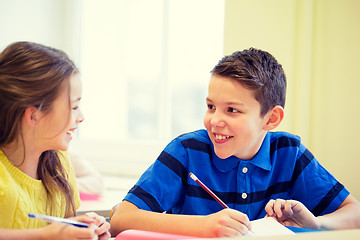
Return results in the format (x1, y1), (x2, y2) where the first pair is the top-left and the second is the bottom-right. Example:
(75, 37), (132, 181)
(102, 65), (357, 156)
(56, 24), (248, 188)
(72, 0), (224, 177)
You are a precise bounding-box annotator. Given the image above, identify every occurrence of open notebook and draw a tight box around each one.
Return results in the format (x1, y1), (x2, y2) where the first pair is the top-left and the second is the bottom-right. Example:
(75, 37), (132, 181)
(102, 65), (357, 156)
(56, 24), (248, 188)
(115, 217), (295, 239)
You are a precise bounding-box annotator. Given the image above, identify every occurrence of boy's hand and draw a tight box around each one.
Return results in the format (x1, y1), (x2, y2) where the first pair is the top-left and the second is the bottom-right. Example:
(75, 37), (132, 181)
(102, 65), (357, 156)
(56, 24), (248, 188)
(203, 208), (252, 237)
(265, 199), (319, 229)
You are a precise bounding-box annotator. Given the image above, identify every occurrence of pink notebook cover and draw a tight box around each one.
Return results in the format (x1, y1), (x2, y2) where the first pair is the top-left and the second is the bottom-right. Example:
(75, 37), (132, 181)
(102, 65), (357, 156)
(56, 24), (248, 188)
(79, 192), (101, 201)
(115, 229), (202, 240)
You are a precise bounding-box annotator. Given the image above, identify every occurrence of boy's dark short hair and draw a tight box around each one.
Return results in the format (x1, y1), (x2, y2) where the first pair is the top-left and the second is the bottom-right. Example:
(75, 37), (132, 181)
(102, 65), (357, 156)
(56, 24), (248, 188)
(211, 48), (286, 116)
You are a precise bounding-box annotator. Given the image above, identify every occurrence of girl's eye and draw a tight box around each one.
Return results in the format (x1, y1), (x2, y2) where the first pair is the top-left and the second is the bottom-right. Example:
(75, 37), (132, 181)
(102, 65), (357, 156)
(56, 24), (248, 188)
(72, 106), (79, 111)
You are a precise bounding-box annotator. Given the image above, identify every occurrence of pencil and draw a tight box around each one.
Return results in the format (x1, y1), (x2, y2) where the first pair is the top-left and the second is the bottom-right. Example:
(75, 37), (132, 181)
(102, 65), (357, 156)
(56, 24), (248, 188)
(189, 172), (229, 209)
(28, 213), (99, 229)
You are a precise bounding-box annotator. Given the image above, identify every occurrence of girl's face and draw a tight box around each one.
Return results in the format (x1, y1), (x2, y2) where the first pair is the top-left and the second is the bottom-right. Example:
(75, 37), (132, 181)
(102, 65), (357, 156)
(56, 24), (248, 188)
(203, 74), (270, 160)
(36, 73), (84, 152)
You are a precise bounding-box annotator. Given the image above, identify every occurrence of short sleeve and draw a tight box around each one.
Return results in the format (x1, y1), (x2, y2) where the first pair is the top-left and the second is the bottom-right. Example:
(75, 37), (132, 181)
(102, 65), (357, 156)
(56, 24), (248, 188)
(124, 138), (189, 213)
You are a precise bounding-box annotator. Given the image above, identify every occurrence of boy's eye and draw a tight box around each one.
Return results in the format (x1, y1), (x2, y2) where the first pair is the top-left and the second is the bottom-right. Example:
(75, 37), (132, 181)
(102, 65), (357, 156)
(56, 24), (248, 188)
(207, 104), (215, 110)
(228, 107), (240, 113)
(72, 106), (79, 111)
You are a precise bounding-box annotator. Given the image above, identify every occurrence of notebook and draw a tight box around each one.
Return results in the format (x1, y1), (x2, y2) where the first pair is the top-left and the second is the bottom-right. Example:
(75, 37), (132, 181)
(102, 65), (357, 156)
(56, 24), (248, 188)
(114, 230), (198, 240)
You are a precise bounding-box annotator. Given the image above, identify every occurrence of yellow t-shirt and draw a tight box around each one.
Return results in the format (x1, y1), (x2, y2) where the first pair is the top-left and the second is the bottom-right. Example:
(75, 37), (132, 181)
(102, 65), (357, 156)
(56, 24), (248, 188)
(0, 150), (80, 229)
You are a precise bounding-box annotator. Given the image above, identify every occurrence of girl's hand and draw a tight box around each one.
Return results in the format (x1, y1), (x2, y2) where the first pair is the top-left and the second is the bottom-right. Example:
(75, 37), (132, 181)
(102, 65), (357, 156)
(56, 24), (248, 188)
(203, 208), (252, 237)
(40, 223), (97, 240)
(78, 212), (111, 240)
(265, 199), (319, 229)
(40, 212), (111, 240)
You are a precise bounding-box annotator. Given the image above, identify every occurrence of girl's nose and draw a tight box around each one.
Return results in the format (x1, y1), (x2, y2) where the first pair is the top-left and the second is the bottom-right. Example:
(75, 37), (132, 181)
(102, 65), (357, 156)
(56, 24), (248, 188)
(76, 110), (84, 124)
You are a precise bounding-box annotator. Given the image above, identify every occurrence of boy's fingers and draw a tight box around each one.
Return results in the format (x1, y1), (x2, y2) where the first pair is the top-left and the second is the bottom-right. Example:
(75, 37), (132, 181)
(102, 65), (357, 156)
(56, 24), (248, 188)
(265, 199), (276, 216)
(227, 209), (252, 234)
(273, 199), (285, 218)
(284, 200), (295, 216)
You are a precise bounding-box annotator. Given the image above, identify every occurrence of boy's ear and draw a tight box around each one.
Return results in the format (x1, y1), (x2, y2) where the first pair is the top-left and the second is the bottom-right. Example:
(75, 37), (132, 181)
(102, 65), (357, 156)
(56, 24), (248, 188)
(23, 106), (41, 126)
(263, 105), (284, 131)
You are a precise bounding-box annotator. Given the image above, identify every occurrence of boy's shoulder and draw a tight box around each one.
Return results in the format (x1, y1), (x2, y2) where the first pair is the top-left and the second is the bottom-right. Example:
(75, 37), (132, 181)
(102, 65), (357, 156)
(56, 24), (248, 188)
(170, 130), (212, 153)
(175, 129), (210, 143)
(268, 131), (302, 146)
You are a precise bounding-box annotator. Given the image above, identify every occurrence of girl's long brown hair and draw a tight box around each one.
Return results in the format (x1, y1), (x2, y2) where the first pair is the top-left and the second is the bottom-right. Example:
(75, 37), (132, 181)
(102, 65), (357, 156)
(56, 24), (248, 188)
(0, 41), (78, 217)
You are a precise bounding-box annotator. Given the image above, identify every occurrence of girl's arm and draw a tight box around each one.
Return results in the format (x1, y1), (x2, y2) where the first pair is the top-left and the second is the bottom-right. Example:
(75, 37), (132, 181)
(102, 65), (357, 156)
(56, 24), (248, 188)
(0, 224), (97, 240)
(0, 213), (110, 240)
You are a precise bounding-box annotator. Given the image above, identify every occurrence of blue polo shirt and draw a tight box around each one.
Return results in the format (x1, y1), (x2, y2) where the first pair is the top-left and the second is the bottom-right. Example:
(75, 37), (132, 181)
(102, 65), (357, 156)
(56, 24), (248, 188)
(124, 130), (349, 220)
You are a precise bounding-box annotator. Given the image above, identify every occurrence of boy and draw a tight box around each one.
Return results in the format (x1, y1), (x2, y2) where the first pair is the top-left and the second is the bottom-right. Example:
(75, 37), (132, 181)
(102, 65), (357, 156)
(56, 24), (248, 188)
(110, 48), (360, 237)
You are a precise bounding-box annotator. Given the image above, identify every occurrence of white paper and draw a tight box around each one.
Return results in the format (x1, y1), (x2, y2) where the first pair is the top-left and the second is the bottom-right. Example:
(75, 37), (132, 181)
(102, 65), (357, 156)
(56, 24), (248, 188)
(246, 217), (295, 237)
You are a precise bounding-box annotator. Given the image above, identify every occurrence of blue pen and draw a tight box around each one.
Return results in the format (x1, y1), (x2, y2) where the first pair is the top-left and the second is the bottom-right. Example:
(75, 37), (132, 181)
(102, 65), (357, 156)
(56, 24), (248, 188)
(28, 213), (99, 229)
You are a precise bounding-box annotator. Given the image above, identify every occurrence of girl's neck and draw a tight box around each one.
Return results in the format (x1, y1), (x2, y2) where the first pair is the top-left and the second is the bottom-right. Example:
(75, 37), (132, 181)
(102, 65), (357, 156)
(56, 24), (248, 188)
(1, 140), (41, 179)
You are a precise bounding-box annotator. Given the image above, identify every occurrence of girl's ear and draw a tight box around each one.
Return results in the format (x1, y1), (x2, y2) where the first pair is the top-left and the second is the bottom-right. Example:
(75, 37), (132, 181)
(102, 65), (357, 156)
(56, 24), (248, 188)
(263, 105), (284, 131)
(23, 106), (41, 126)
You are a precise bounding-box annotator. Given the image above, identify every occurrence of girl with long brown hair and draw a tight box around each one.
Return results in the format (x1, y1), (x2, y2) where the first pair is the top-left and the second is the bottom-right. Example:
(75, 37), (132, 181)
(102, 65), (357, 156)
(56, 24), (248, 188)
(0, 41), (110, 240)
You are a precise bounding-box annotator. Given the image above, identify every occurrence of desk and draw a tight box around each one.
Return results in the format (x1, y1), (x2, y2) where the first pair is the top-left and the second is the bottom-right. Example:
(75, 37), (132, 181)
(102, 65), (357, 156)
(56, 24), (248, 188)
(196, 228), (360, 240)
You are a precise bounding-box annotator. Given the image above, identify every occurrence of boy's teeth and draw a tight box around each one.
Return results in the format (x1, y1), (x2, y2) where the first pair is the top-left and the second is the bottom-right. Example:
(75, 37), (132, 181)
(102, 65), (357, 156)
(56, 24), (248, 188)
(215, 134), (229, 140)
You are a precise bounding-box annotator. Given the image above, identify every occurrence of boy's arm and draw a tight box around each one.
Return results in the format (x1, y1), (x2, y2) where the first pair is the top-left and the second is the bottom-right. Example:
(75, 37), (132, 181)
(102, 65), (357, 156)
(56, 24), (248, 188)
(265, 195), (360, 230)
(109, 200), (252, 238)
(317, 195), (360, 229)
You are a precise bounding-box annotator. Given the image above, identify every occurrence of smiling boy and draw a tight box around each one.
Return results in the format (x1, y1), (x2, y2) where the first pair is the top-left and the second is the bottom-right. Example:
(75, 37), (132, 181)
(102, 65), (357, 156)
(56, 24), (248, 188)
(110, 48), (360, 238)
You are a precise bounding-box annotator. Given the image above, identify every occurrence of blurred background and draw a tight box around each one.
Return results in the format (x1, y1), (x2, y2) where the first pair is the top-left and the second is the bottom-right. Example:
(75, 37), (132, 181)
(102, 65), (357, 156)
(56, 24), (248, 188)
(1, 0), (359, 200)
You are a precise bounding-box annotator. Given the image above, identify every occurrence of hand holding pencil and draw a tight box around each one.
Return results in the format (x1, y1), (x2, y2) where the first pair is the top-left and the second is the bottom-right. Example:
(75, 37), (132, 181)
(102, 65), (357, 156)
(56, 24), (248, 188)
(28, 212), (111, 240)
(189, 172), (253, 236)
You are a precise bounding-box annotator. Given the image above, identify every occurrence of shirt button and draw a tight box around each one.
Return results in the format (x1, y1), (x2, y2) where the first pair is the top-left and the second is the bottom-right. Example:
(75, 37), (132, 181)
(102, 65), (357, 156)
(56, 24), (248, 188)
(242, 167), (248, 173)
(242, 193), (247, 199)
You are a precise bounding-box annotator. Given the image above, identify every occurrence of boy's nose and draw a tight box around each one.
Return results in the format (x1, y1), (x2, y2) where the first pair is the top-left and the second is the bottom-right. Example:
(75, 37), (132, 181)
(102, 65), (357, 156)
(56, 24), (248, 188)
(210, 112), (225, 128)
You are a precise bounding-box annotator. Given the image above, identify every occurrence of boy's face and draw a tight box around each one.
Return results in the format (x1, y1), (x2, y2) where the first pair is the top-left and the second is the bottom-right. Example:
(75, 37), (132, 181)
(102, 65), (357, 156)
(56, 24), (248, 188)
(204, 74), (270, 160)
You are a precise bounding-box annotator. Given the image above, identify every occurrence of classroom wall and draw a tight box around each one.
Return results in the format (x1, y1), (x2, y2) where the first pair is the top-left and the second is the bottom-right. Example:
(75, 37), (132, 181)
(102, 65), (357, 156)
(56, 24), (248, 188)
(225, 0), (360, 200)
(2, 0), (359, 200)
(0, 0), (79, 64)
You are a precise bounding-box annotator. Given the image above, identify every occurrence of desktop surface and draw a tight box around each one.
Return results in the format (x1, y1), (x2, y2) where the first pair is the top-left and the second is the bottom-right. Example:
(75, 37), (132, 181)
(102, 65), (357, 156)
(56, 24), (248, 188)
(197, 228), (360, 240)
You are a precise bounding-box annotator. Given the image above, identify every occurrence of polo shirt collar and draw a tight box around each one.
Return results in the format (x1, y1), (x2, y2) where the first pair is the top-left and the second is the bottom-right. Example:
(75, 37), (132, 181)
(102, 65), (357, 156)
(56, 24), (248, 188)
(248, 133), (272, 171)
(211, 132), (272, 172)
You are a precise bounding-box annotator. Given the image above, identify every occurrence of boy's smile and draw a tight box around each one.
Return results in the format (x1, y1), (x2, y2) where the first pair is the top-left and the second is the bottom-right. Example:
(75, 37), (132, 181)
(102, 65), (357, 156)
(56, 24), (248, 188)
(203, 74), (270, 160)
(213, 133), (233, 143)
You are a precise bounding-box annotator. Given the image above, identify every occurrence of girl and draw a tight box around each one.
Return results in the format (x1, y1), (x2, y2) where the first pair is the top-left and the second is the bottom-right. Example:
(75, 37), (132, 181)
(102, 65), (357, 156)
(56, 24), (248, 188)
(0, 42), (110, 240)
